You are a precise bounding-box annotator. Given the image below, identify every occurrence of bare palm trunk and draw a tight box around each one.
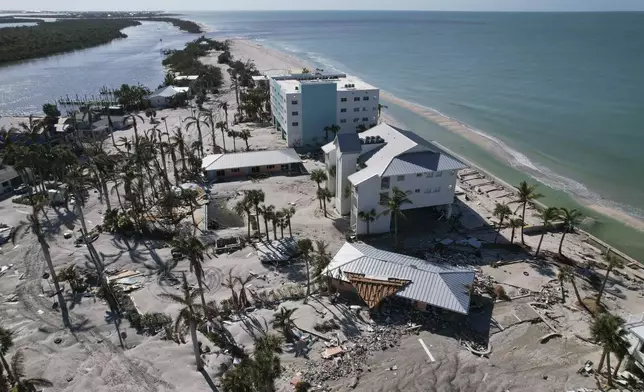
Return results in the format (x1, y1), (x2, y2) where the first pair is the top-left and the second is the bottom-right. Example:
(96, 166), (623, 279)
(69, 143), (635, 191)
(305, 258), (311, 300)
(220, 129), (227, 151)
(606, 351), (613, 385)
(511, 227), (516, 244)
(598, 349), (607, 372)
(189, 319), (203, 371)
(494, 218), (504, 243)
(254, 205), (261, 237)
(196, 124), (204, 157)
(570, 274), (593, 314)
(393, 214), (399, 248)
(263, 216), (270, 242)
(322, 197), (327, 217)
(596, 267), (613, 308)
(521, 202), (527, 245)
(560, 279), (566, 303)
(535, 233), (545, 256)
(287, 218), (292, 237)
(558, 231), (567, 254)
(196, 275), (208, 315)
(0, 351), (14, 384)
(114, 317), (125, 349)
(35, 222), (71, 328)
(613, 355), (624, 379)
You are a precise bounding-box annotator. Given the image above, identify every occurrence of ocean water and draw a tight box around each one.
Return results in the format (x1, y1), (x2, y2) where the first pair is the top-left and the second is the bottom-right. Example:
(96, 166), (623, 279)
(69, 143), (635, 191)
(184, 11), (644, 258)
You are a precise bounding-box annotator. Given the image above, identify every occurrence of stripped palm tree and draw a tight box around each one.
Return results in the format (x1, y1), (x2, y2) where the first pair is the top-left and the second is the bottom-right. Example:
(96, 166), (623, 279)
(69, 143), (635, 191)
(171, 235), (210, 316)
(159, 273), (205, 371)
(492, 203), (512, 243)
(296, 238), (314, 299)
(184, 111), (208, 157)
(596, 251), (625, 308)
(508, 218), (523, 245)
(534, 207), (560, 256)
(557, 208), (583, 255)
(9, 350), (53, 392)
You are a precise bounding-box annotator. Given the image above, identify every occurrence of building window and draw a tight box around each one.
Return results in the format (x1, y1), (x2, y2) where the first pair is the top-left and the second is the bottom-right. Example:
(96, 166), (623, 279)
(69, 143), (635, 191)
(266, 165), (275, 169)
(354, 97), (360, 102)
(1, 181), (8, 187)
(251, 167), (260, 173)
(292, 111), (298, 115)
(362, 117), (368, 121)
(415, 189), (420, 193)
(216, 170), (224, 176)
(363, 96), (369, 101)
(231, 168), (240, 173)
(381, 177), (390, 189)
(353, 118), (359, 122)
(397, 175), (405, 181)
(379, 192), (388, 203)
(340, 119), (347, 123)
(362, 107), (368, 111)
(292, 122), (299, 126)
(341, 97), (347, 102)
(434, 186), (441, 192)
(340, 108), (347, 113)
(426, 172), (434, 178)
(281, 164), (289, 171)
(436, 171), (443, 177)
(291, 100), (298, 104)
(353, 108), (360, 112)
(416, 173), (422, 177)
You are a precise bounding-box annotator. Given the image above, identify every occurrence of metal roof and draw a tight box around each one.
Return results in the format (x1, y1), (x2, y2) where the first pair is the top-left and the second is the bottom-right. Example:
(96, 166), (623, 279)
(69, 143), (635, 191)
(630, 325), (644, 341)
(147, 86), (186, 99)
(324, 243), (475, 314)
(201, 148), (302, 171)
(382, 151), (467, 176)
(336, 133), (362, 154)
(0, 166), (20, 184)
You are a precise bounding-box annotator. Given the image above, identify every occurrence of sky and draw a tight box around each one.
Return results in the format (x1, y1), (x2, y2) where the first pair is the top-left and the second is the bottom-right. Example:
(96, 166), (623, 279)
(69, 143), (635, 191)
(3, 0), (644, 12)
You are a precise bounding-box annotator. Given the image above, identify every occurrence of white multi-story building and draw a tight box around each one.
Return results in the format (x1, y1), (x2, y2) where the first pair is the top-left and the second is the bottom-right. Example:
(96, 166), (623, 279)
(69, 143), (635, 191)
(268, 72), (380, 147)
(322, 123), (467, 235)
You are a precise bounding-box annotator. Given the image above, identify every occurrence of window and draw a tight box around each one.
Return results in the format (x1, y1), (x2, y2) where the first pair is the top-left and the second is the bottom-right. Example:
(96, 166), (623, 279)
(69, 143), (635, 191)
(340, 119), (347, 124)
(354, 97), (360, 102)
(216, 170), (224, 176)
(379, 192), (388, 203)
(291, 100), (298, 104)
(363, 96), (369, 101)
(415, 189), (420, 193)
(353, 108), (360, 112)
(353, 118), (360, 122)
(426, 172), (434, 178)
(251, 167), (260, 173)
(292, 122), (299, 126)
(381, 177), (390, 190)
(362, 117), (368, 121)
(436, 171), (443, 177)
(266, 165), (275, 169)
(1, 181), (8, 187)
(292, 111), (298, 115)
(340, 108), (347, 113)
(397, 175), (405, 181)
(281, 164), (289, 171)
(362, 107), (368, 111)
(434, 186), (441, 193)
(416, 173), (422, 177)
(231, 168), (240, 173)
(341, 97), (347, 102)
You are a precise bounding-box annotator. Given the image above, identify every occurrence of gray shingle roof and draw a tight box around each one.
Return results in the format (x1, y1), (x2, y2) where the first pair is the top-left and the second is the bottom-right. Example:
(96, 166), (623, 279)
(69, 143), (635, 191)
(382, 151), (467, 176)
(201, 148), (302, 171)
(325, 243), (475, 314)
(336, 133), (361, 154)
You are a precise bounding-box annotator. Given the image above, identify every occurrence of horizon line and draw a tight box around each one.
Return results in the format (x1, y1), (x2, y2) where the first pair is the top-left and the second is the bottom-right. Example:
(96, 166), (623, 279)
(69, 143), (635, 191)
(3, 9), (644, 13)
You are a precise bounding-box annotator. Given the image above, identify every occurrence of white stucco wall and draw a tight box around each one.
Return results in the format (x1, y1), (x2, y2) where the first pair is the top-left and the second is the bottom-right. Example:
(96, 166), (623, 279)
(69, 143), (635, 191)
(335, 152), (358, 215)
(336, 89), (379, 133)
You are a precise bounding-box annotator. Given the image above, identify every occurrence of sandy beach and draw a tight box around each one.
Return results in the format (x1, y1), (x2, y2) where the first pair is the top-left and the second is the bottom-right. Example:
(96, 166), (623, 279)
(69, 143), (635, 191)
(2, 36), (644, 392)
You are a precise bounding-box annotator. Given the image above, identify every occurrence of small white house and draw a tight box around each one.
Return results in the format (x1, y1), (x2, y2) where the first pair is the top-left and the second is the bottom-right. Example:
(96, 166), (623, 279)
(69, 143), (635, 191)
(321, 123), (467, 235)
(625, 316), (644, 372)
(146, 86), (190, 108)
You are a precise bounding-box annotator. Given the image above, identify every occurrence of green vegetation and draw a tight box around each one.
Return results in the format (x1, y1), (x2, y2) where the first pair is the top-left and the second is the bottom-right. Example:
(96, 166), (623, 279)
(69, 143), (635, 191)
(141, 17), (203, 33)
(162, 37), (227, 94)
(0, 19), (141, 65)
(0, 17), (44, 24)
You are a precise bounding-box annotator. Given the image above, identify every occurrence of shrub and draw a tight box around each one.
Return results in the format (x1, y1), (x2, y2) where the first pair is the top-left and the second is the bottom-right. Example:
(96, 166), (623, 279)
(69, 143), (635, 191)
(218, 50), (232, 64)
(494, 285), (511, 301)
(140, 312), (172, 335)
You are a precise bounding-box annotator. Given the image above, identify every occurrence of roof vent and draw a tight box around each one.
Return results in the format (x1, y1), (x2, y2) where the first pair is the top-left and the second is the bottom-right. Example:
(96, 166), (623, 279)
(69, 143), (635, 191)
(375, 136), (384, 143)
(359, 138), (365, 144)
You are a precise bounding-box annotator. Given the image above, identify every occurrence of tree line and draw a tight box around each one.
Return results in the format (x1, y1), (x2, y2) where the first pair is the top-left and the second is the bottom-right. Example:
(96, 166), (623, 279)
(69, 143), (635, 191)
(0, 19), (141, 65)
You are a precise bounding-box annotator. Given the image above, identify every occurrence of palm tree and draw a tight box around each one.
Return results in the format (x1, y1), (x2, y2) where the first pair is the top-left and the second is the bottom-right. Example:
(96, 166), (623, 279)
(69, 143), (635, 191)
(316, 188), (332, 217)
(227, 130), (238, 151)
(323, 124), (340, 141)
(234, 197), (253, 239)
(8, 350), (53, 392)
(221, 334), (283, 392)
(271, 211), (283, 240)
(184, 111), (208, 157)
(379, 187), (412, 248)
(259, 204), (275, 242)
(492, 203), (512, 243)
(171, 235), (210, 315)
(514, 181), (544, 245)
(612, 338), (630, 379)
(377, 104), (388, 123)
(0, 327), (14, 385)
(508, 218), (523, 244)
(1, 365), (9, 392)
(590, 313), (630, 385)
(124, 113), (144, 145)
(559, 265), (592, 314)
(215, 121), (227, 151)
(159, 273), (205, 371)
(281, 207), (296, 237)
(356, 124), (367, 133)
(557, 267), (567, 303)
(596, 251), (625, 308)
(200, 109), (218, 153)
(558, 208), (583, 255)
(534, 207), (560, 256)
(170, 127), (188, 174)
(246, 189), (265, 238)
(310, 168), (327, 190)
(218, 100), (229, 128)
(239, 129), (252, 150)
(272, 307), (297, 343)
(296, 238), (314, 300)
(358, 209), (377, 236)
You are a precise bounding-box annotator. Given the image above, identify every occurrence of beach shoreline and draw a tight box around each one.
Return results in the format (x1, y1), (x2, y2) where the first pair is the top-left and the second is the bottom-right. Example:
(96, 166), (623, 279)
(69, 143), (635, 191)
(224, 38), (644, 236)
